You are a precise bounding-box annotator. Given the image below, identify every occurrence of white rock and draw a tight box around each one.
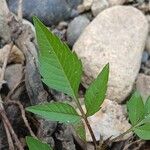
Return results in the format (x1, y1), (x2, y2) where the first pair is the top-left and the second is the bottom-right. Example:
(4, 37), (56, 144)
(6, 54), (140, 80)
(77, 4), (86, 13)
(108, 0), (126, 6)
(91, 0), (127, 17)
(91, 0), (109, 16)
(136, 74), (150, 102)
(80, 99), (131, 141)
(73, 6), (148, 103)
(83, 0), (93, 10)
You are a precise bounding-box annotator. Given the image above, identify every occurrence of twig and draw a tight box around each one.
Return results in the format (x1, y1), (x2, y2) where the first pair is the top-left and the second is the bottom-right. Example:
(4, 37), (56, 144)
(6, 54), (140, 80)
(7, 100), (36, 138)
(0, 42), (24, 150)
(5, 78), (25, 100)
(0, 43), (15, 149)
(18, 0), (23, 20)
(123, 139), (144, 150)
(0, 105), (24, 150)
(0, 43), (13, 80)
(110, 127), (133, 144)
(2, 120), (15, 150)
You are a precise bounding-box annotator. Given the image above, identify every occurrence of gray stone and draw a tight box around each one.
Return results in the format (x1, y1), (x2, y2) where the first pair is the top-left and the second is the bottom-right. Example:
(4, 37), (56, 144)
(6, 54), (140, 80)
(83, 0), (93, 10)
(91, 0), (109, 16)
(0, 14), (11, 45)
(108, 0), (127, 6)
(67, 0), (83, 8)
(146, 35), (150, 54)
(67, 15), (90, 46)
(141, 51), (149, 63)
(22, 19), (35, 33)
(73, 6), (148, 103)
(77, 4), (86, 13)
(4, 64), (23, 90)
(52, 29), (66, 41)
(55, 124), (76, 150)
(7, 0), (82, 26)
(91, 0), (128, 16)
(145, 15), (150, 54)
(136, 73), (150, 102)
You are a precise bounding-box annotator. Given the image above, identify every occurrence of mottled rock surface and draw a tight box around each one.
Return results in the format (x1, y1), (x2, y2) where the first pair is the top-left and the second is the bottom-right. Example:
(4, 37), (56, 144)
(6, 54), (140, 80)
(0, 13), (11, 45)
(91, 0), (109, 16)
(108, 0), (127, 6)
(91, 0), (127, 16)
(74, 6), (148, 103)
(5, 64), (23, 90)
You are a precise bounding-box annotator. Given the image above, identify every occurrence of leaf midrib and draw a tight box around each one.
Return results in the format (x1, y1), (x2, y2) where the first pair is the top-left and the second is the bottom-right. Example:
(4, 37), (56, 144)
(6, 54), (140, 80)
(29, 106), (80, 117)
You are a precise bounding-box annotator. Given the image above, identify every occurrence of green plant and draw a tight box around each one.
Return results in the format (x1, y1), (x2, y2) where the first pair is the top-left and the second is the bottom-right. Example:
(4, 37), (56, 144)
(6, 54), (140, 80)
(26, 17), (150, 150)
(26, 136), (52, 150)
(111, 92), (150, 143)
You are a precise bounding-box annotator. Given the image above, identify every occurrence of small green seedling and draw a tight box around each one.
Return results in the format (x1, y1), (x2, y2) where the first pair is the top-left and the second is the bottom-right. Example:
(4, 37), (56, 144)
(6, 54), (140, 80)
(26, 17), (150, 150)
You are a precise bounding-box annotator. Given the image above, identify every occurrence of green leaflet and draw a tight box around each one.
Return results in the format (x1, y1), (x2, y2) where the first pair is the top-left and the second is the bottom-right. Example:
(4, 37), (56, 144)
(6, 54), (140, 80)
(134, 123), (150, 140)
(26, 102), (81, 123)
(145, 96), (150, 116)
(127, 91), (145, 126)
(33, 16), (82, 99)
(73, 120), (86, 141)
(127, 93), (150, 140)
(139, 97), (150, 124)
(85, 64), (109, 116)
(26, 136), (52, 150)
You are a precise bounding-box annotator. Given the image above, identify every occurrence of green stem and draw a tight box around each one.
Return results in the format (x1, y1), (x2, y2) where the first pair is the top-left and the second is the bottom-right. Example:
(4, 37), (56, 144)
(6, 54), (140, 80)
(74, 98), (98, 150)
